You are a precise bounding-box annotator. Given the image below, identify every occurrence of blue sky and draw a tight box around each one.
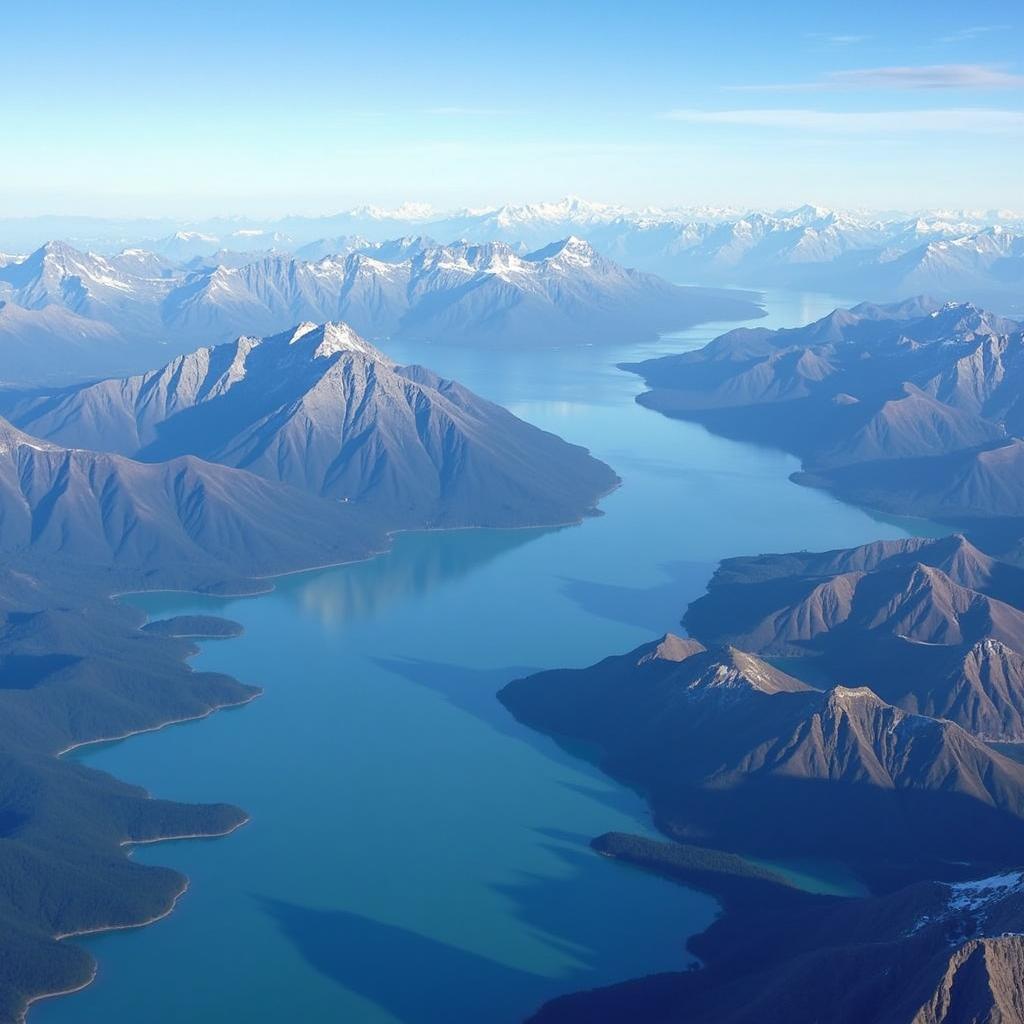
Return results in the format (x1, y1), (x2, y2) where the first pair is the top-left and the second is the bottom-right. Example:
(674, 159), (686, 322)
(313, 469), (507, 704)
(2, 0), (1021, 215)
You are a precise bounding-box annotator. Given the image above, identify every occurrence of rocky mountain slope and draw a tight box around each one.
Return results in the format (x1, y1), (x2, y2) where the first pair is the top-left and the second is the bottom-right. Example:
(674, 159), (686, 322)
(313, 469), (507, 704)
(0, 415), (386, 583)
(500, 632), (1024, 865)
(684, 535), (1024, 741)
(0, 321), (618, 528)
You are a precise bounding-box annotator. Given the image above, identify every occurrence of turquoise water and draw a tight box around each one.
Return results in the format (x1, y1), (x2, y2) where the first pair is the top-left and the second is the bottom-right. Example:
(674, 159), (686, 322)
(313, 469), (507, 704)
(36, 291), (946, 1023)
(748, 858), (871, 898)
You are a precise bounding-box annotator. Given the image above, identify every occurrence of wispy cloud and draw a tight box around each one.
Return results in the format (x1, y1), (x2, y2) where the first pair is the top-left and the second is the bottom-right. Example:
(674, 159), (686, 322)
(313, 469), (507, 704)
(805, 32), (870, 45)
(939, 25), (1009, 43)
(729, 64), (1024, 92)
(661, 107), (1024, 134)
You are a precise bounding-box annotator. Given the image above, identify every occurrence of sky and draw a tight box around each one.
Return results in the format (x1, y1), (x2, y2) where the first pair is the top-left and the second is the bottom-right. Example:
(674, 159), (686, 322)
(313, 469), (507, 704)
(1, 0), (1022, 216)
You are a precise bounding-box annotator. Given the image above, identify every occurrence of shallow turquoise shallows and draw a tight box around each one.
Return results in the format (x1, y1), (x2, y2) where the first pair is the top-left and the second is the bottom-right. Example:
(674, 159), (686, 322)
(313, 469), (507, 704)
(35, 291), (946, 1024)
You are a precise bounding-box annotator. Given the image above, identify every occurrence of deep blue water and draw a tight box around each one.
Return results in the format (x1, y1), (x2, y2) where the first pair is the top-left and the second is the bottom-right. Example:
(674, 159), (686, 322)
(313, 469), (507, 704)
(35, 291), (946, 1023)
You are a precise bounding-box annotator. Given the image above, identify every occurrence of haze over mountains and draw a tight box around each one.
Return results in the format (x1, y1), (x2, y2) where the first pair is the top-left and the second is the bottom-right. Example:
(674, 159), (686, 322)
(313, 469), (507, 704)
(0, 235), (760, 383)
(2, 199), (1020, 317)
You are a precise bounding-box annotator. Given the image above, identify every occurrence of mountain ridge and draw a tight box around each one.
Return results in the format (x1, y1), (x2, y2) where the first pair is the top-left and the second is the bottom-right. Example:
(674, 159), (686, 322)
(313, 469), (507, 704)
(0, 321), (619, 529)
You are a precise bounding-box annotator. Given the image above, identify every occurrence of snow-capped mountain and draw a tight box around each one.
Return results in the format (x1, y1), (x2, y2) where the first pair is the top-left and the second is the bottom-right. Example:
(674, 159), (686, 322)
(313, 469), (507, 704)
(0, 237), (761, 382)
(161, 235), (760, 347)
(1, 200), (1020, 313)
(0, 241), (168, 350)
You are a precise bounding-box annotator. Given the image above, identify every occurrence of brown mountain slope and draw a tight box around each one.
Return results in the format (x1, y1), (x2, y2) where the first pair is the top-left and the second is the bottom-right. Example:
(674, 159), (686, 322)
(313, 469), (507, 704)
(685, 536), (1024, 740)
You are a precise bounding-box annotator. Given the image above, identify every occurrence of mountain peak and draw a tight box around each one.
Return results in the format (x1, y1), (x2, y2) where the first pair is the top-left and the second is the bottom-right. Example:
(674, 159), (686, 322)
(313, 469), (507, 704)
(824, 685), (886, 714)
(637, 633), (705, 664)
(315, 321), (376, 358)
(0, 322), (617, 526)
(525, 235), (599, 268)
(282, 321), (378, 360)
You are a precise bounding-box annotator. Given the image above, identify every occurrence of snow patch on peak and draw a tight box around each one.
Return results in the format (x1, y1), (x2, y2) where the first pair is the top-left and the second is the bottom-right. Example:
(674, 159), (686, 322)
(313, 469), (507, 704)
(948, 872), (1024, 914)
(282, 320), (374, 359)
(315, 321), (375, 358)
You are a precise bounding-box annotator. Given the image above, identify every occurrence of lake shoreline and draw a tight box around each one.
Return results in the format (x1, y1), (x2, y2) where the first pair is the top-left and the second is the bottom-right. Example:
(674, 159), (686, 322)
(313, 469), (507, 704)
(19, 462), (627, 1024)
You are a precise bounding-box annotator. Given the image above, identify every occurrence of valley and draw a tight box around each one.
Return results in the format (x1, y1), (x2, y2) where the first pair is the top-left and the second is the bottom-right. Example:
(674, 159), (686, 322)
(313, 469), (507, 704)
(22, 290), (946, 1024)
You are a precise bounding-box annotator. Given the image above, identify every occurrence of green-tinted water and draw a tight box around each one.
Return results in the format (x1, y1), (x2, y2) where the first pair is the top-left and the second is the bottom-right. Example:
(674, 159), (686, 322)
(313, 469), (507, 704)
(36, 291), (945, 1023)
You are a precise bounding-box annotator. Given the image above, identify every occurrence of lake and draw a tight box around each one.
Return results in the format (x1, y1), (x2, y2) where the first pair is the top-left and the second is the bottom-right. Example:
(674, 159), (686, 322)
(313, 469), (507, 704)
(35, 290), (945, 1023)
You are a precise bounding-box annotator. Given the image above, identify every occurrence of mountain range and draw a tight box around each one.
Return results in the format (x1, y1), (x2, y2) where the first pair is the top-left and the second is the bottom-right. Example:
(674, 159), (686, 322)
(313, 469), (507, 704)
(625, 299), (1024, 532)
(685, 534), (1024, 742)
(499, 630), (1024, 866)
(0, 237), (761, 383)
(5, 200), (1024, 1022)
(2, 199), (1020, 314)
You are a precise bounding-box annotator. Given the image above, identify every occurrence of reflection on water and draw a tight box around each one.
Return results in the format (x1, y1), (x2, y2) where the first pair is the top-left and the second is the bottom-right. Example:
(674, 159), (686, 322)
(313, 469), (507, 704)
(36, 289), (942, 1024)
(144, 526), (560, 630)
(288, 527), (560, 627)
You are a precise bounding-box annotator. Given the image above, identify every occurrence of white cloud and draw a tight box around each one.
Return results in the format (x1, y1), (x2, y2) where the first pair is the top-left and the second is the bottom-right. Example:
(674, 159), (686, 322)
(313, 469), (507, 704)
(834, 65), (1024, 89)
(729, 63), (1024, 92)
(661, 107), (1024, 134)
(939, 25), (1009, 43)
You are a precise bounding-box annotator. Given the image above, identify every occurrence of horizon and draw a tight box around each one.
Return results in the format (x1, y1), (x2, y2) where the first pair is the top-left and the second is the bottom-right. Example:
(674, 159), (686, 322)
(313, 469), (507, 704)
(1, 195), (1022, 235)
